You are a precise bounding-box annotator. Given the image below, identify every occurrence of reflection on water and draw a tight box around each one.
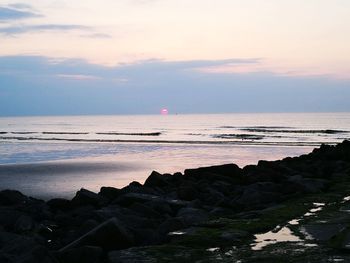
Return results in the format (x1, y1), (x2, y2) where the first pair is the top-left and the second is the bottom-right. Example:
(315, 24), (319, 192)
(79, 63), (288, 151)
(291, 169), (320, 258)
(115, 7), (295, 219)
(251, 225), (301, 250)
(251, 203), (325, 250)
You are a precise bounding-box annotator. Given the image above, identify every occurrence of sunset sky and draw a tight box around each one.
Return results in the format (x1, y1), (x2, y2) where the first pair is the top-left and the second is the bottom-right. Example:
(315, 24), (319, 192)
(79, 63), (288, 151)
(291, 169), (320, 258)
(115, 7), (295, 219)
(0, 0), (349, 115)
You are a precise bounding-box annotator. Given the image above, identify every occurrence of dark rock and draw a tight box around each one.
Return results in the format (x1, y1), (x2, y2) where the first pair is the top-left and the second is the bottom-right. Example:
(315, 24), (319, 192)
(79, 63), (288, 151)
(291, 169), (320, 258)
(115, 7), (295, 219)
(157, 218), (186, 236)
(184, 163), (242, 178)
(235, 183), (282, 206)
(47, 198), (71, 211)
(220, 229), (250, 242)
(114, 193), (189, 211)
(0, 190), (28, 206)
(71, 188), (107, 207)
(303, 223), (346, 241)
(59, 217), (134, 252)
(177, 182), (199, 201)
(129, 203), (163, 219)
(176, 207), (209, 226)
(14, 215), (34, 233)
(56, 245), (103, 263)
(144, 200), (173, 216)
(144, 171), (172, 188)
(0, 207), (24, 230)
(132, 228), (160, 245)
(98, 187), (121, 201)
(0, 231), (55, 263)
(287, 175), (329, 193)
(108, 248), (157, 263)
(77, 219), (99, 236)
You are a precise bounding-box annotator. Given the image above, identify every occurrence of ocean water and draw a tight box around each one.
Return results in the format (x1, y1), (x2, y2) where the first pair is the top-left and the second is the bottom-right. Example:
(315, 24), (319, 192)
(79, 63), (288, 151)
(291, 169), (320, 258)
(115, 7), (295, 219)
(0, 113), (349, 198)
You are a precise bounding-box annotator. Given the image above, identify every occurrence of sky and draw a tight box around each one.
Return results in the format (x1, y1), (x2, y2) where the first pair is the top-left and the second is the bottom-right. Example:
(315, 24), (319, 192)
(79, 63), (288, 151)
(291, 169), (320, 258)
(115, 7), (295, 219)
(0, 0), (349, 116)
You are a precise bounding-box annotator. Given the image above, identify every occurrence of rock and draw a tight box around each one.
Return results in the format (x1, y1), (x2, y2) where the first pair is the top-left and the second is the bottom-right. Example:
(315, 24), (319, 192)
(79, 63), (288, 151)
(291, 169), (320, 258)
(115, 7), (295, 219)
(157, 218), (186, 236)
(47, 198), (71, 211)
(129, 203), (163, 219)
(235, 184), (282, 206)
(144, 171), (172, 188)
(71, 188), (107, 207)
(220, 230), (250, 242)
(77, 219), (99, 236)
(0, 207), (24, 230)
(0, 190), (28, 206)
(184, 163), (242, 178)
(109, 247), (157, 263)
(302, 223), (346, 241)
(0, 231), (55, 263)
(114, 193), (189, 211)
(56, 245), (103, 263)
(177, 207), (209, 226)
(132, 228), (160, 245)
(59, 217), (134, 252)
(98, 187), (121, 201)
(177, 182), (199, 201)
(14, 215), (34, 233)
(287, 175), (328, 193)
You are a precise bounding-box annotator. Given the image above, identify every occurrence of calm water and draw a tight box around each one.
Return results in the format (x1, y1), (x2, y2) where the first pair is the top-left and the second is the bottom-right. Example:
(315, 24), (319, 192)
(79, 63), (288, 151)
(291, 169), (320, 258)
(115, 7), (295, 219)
(0, 113), (349, 198)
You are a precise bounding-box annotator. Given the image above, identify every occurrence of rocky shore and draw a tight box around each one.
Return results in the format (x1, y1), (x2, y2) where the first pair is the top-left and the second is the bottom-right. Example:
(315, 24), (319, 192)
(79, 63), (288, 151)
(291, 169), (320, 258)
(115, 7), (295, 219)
(1, 141), (350, 262)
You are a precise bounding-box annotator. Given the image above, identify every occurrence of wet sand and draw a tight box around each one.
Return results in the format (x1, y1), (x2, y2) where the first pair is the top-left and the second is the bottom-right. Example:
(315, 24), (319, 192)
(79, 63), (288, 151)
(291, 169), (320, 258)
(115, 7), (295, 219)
(0, 144), (313, 199)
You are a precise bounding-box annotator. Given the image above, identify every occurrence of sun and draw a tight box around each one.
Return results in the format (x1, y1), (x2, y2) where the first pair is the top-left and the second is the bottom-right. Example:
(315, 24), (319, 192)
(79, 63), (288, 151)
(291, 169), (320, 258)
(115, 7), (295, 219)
(160, 108), (169, 115)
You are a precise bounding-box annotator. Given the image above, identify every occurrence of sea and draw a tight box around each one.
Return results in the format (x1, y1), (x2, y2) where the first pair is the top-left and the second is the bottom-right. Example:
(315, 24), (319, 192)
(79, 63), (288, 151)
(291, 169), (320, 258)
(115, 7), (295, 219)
(0, 113), (349, 199)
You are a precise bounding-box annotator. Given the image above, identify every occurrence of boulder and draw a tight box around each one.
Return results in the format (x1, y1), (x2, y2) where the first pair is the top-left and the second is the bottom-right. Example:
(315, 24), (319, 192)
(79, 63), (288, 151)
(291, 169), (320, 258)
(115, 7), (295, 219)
(287, 175), (329, 193)
(177, 182), (199, 201)
(71, 188), (107, 207)
(47, 198), (71, 211)
(98, 187), (121, 201)
(109, 247), (157, 263)
(0, 190), (28, 206)
(59, 217), (134, 252)
(0, 207), (24, 230)
(157, 218), (186, 236)
(176, 207), (209, 226)
(0, 231), (55, 263)
(56, 245), (103, 263)
(14, 215), (34, 233)
(144, 171), (172, 188)
(185, 163), (242, 179)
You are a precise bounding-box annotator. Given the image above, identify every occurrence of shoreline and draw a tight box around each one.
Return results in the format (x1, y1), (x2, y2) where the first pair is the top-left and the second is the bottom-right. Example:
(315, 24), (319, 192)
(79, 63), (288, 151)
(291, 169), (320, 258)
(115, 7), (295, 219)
(0, 143), (314, 200)
(1, 141), (350, 262)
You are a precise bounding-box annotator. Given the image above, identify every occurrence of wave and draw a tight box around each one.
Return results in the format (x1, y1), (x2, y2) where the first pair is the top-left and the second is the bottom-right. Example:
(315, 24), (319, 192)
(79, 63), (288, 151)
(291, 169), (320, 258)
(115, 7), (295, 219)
(0, 135), (340, 147)
(220, 126), (291, 129)
(96, 132), (161, 136)
(11, 132), (38, 134)
(240, 128), (348, 134)
(42, 132), (89, 135)
(213, 134), (265, 140)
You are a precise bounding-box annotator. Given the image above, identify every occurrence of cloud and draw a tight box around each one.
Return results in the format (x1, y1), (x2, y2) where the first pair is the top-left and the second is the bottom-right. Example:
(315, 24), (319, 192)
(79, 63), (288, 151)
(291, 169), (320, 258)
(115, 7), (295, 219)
(56, 74), (101, 81)
(0, 55), (349, 116)
(8, 3), (33, 10)
(0, 6), (41, 21)
(0, 24), (91, 35)
(80, 33), (112, 39)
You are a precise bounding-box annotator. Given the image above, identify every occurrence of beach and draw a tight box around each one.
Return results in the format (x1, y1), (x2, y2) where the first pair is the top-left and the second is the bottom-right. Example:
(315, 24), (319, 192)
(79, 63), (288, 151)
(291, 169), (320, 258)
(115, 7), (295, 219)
(1, 112), (349, 199)
(0, 143), (313, 199)
(1, 141), (350, 262)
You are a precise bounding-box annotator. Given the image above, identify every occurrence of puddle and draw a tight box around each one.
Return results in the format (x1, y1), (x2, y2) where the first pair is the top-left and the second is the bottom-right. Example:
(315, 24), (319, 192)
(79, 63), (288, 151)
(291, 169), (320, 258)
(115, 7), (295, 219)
(168, 231), (186, 236)
(251, 202), (325, 250)
(288, 219), (300, 225)
(328, 257), (345, 262)
(342, 196), (350, 202)
(251, 226), (301, 250)
(304, 203), (325, 217)
(206, 247), (220, 252)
